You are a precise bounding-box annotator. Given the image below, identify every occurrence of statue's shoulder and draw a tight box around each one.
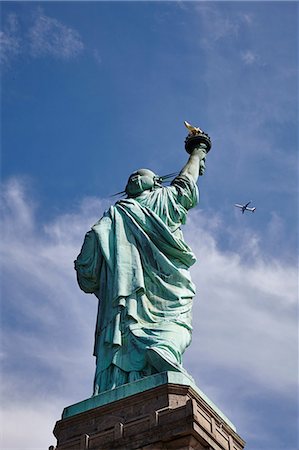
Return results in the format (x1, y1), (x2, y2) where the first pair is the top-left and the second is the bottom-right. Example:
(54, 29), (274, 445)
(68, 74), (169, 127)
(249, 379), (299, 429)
(171, 174), (196, 188)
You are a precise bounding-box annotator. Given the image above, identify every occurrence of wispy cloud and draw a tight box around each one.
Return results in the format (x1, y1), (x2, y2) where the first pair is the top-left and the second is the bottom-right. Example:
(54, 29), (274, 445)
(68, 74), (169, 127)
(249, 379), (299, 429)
(1, 177), (297, 447)
(185, 1), (297, 185)
(185, 210), (297, 393)
(28, 11), (84, 60)
(0, 13), (21, 65)
(93, 48), (102, 66)
(240, 13), (254, 26)
(1, 179), (105, 388)
(241, 50), (257, 65)
(0, 8), (84, 66)
(194, 3), (240, 46)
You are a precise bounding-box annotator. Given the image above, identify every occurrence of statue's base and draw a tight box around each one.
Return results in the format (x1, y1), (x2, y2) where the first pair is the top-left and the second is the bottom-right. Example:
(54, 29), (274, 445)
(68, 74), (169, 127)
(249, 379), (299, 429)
(53, 372), (245, 450)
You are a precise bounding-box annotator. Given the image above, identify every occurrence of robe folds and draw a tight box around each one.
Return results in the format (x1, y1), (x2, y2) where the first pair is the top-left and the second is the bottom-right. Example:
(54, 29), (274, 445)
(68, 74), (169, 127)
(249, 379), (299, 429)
(75, 175), (199, 394)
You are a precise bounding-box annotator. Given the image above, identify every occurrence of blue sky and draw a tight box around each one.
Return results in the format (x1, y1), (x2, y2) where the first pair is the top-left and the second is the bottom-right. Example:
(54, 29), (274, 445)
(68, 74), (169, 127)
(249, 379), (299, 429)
(1, 1), (298, 449)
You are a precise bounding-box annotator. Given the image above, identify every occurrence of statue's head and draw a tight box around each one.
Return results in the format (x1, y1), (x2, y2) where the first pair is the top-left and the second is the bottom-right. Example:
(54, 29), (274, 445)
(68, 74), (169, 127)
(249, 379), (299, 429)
(125, 169), (162, 197)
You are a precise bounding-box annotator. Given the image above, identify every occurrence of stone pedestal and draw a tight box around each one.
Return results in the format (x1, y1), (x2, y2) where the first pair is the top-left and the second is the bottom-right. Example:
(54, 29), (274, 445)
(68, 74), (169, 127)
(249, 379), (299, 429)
(53, 372), (245, 450)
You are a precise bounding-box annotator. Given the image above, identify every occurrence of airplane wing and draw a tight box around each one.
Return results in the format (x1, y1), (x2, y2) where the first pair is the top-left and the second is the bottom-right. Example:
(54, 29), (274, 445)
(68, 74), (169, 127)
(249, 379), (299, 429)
(245, 201), (251, 208)
(234, 204), (243, 208)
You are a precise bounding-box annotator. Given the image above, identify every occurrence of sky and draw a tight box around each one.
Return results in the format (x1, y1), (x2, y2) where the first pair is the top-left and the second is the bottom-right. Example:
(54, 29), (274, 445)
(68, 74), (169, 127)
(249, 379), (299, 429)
(0, 1), (298, 449)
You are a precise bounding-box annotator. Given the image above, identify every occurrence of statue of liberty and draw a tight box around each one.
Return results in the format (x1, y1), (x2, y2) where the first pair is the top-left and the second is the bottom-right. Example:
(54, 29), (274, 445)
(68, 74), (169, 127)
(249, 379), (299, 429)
(74, 123), (211, 395)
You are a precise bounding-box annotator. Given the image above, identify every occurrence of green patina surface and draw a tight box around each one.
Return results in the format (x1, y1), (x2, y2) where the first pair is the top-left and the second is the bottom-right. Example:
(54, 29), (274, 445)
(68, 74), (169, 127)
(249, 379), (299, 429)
(74, 141), (212, 405)
(75, 168), (203, 395)
(62, 371), (236, 431)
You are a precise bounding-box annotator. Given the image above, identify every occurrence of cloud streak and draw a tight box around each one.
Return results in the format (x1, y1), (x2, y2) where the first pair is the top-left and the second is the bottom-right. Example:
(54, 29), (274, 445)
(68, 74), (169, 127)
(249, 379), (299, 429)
(194, 3), (240, 45)
(28, 11), (84, 60)
(0, 13), (21, 65)
(0, 8), (84, 65)
(241, 50), (258, 65)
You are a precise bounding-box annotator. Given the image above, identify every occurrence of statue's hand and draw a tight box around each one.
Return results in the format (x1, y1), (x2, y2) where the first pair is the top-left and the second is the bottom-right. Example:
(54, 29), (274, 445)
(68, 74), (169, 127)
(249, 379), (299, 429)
(189, 146), (207, 177)
(199, 157), (206, 176)
(180, 137), (209, 181)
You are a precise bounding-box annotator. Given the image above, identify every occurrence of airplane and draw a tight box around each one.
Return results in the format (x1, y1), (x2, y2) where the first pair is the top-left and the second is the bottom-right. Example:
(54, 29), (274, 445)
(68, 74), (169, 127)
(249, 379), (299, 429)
(234, 201), (256, 214)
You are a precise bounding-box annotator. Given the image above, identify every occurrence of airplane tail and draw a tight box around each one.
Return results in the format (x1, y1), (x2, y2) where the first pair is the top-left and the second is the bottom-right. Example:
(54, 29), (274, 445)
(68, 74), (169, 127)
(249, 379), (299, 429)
(252, 207), (256, 213)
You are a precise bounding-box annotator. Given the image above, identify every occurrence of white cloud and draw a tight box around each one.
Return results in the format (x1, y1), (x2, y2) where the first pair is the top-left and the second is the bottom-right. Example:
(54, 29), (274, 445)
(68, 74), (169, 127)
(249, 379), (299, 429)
(241, 50), (257, 65)
(28, 11), (84, 60)
(0, 178), (105, 448)
(0, 9), (85, 65)
(0, 13), (21, 65)
(240, 13), (254, 25)
(184, 209), (297, 400)
(184, 2), (297, 187)
(1, 177), (297, 447)
(1, 393), (61, 449)
(194, 3), (240, 46)
(93, 48), (102, 66)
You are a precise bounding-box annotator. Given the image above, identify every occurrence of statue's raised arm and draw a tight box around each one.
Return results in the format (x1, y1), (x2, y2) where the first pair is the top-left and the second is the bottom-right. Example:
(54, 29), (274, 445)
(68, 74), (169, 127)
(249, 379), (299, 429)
(179, 120), (211, 182)
(74, 122), (211, 395)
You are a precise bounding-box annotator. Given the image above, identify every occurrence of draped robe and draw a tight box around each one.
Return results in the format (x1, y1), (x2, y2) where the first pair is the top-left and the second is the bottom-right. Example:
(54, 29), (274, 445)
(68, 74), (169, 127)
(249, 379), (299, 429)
(75, 175), (199, 394)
